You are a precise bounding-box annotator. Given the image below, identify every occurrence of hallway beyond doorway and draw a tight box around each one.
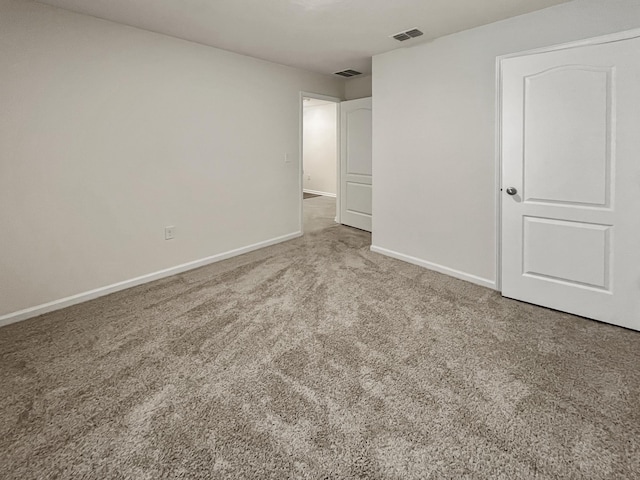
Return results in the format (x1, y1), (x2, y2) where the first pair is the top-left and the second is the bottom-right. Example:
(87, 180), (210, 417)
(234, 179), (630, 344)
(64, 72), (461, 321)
(304, 195), (336, 234)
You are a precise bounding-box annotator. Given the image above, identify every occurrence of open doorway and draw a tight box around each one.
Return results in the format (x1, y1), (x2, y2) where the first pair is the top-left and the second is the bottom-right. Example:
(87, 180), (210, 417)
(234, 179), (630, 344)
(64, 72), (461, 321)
(300, 93), (340, 234)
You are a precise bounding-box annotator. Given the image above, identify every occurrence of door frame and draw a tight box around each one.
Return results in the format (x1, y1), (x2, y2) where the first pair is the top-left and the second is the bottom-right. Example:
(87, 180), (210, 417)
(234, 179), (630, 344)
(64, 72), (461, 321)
(494, 28), (640, 292)
(299, 91), (342, 234)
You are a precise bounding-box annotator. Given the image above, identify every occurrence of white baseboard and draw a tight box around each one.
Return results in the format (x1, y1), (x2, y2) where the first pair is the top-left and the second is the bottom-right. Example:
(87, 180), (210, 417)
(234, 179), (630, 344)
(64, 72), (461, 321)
(370, 245), (497, 290)
(0, 231), (303, 328)
(303, 189), (336, 198)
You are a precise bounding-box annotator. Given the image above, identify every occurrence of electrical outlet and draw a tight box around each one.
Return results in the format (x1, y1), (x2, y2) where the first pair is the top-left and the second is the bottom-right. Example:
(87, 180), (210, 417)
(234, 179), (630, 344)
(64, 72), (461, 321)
(165, 226), (176, 240)
(307, 175), (311, 181)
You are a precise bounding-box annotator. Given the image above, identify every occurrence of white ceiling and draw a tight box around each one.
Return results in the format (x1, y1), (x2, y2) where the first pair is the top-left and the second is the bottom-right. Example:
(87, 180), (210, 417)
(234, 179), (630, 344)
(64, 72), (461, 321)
(36, 0), (572, 76)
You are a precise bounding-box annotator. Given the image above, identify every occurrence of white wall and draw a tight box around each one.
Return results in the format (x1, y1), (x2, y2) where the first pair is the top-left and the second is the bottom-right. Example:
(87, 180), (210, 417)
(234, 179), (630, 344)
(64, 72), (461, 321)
(0, 0), (344, 320)
(372, 0), (640, 288)
(303, 103), (337, 196)
(345, 75), (373, 100)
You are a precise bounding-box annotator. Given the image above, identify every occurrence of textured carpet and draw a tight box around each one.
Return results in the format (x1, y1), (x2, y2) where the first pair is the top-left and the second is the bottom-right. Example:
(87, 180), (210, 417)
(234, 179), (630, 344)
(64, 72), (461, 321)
(1, 196), (639, 479)
(303, 192), (321, 199)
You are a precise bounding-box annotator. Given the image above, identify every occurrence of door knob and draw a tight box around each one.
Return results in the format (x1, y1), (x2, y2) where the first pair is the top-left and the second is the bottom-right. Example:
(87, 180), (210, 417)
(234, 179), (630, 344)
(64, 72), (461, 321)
(506, 187), (518, 196)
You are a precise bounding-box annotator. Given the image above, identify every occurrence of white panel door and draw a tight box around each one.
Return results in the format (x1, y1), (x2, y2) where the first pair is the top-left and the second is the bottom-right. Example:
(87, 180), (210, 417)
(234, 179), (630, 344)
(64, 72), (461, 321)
(340, 97), (372, 232)
(501, 35), (640, 331)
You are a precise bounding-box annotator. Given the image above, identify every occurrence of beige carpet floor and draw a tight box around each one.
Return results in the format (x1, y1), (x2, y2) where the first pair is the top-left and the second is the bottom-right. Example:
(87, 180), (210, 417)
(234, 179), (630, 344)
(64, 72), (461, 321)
(1, 195), (639, 479)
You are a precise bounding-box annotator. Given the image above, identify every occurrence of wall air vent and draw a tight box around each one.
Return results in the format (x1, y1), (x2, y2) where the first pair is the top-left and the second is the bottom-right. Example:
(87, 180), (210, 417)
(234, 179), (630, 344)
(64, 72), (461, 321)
(334, 69), (362, 78)
(391, 27), (424, 42)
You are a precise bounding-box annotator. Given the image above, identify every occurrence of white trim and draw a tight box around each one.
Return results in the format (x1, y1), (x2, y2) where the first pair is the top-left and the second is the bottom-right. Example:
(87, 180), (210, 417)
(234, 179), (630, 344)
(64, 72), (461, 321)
(494, 27), (640, 293)
(300, 92), (342, 104)
(494, 55), (503, 292)
(498, 28), (640, 62)
(299, 91), (342, 233)
(303, 189), (336, 198)
(370, 245), (497, 290)
(0, 231), (302, 328)
(335, 102), (342, 225)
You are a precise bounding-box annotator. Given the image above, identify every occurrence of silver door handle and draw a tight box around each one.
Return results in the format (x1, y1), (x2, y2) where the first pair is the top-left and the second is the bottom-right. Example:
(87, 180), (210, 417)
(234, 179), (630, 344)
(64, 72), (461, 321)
(506, 187), (518, 196)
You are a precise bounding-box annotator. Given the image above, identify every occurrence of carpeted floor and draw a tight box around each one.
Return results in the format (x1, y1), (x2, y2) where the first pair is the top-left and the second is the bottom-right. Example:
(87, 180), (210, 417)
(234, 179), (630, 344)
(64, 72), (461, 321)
(304, 194), (337, 234)
(1, 196), (639, 479)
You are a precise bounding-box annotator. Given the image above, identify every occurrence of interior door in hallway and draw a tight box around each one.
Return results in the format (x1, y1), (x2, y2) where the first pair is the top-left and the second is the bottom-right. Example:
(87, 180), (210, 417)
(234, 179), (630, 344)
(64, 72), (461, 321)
(340, 97), (372, 232)
(501, 34), (640, 331)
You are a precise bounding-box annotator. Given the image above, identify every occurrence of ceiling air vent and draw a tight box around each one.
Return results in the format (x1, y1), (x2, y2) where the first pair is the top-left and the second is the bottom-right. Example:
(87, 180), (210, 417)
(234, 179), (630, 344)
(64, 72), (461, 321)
(391, 27), (424, 42)
(334, 69), (362, 78)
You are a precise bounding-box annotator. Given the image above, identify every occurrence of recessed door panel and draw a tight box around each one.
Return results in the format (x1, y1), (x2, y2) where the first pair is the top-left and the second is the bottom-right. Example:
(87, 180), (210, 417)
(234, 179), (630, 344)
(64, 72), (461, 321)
(523, 217), (610, 290)
(523, 67), (613, 207)
(346, 109), (373, 176)
(346, 182), (372, 216)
